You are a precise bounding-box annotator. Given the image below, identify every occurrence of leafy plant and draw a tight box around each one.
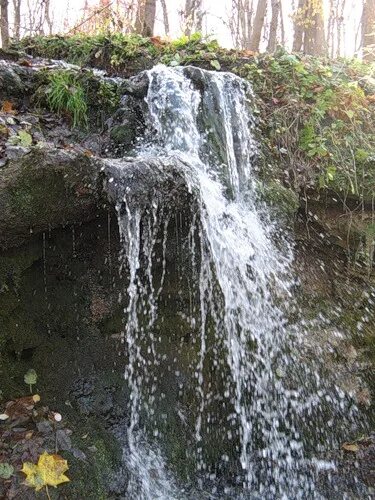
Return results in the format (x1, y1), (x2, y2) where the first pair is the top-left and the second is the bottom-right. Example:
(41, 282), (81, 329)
(24, 368), (37, 393)
(8, 129), (33, 147)
(0, 463), (14, 479)
(98, 81), (119, 113)
(240, 50), (375, 200)
(46, 70), (88, 128)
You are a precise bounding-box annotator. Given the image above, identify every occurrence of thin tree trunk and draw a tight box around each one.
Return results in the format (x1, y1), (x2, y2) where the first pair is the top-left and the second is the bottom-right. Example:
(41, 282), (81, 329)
(13, 0), (21, 40)
(280, 0), (285, 46)
(0, 0), (9, 48)
(249, 0), (267, 52)
(293, 0), (306, 52)
(135, 0), (145, 33)
(44, 0), (53, 35)
(294, 0), (327, 55)
(143, 0), (156, 35)
(362, 0), (375, 61)
(328, 0), (335, 57)
(183, 0), (204, 36)
(160, 0), (169, 35)
(267, 0), (280, 52)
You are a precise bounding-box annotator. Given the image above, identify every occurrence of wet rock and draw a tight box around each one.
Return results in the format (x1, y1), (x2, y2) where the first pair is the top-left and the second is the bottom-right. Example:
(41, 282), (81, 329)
(0, 61), (31, 99)
(106, 95), (146, 156)
(118, 71), (149, 98)
(0, 148), (103, 249)
(4, 145), (31, 160)
(104, 156), (192, 212)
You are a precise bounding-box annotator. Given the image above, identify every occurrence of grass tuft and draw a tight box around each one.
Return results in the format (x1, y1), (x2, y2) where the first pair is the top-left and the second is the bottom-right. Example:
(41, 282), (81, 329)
(46, 70), (88, 128)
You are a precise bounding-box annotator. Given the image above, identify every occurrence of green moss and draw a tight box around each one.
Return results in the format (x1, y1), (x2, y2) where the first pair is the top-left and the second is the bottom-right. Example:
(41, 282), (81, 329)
(259, 180), (300, 217)
(62, 420), (122, 500)
(9, 166), (68, 221)
(109, 124), (136, 147)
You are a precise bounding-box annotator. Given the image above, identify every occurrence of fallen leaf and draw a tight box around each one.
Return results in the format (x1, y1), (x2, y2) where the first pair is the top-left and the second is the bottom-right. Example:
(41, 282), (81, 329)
(0, 463), (14, 479)
(17, 58), (32, 67)
(17, 130), (33, 147)
(22, 451), (70, 491)
(150, 36), (166, 47)
(241, 49), (256, 57)
(1, 100), (16, 114)
(210, 59), (221, 71)
(2, 394), (40, 420)
(342, 442), (359, 452)
(8, 129), (33, 147)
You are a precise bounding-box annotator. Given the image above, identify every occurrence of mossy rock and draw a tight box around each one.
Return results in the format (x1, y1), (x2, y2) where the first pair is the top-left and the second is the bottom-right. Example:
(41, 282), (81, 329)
(259, 180), (300, 217)
(0, 148), (102, 249)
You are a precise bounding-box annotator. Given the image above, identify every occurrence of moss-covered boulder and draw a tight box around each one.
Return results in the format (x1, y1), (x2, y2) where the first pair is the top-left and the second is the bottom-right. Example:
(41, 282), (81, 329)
(0, 148), (102, 249)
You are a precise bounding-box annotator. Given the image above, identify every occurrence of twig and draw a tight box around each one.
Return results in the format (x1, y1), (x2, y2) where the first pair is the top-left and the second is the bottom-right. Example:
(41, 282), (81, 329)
(67, 2), (113, 34)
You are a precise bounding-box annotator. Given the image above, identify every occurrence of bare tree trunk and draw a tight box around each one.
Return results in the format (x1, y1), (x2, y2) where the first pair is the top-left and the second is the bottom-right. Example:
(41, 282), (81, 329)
(228, 0), (254, 49)
(280, 0), (285, 46)
(13, 0), (21, 40)
(336, 0), (346, 57)
(249, 0), (267, 51)
(160, 0), (169, 35)
(362, 0), (375, 61)
(143, 0), (156, 35)
(0, 0), (9, 48)
(44, 0), (53, 35)
(135, 0), (144, 33)
(328, 0), (335, 57)
(267, 0), (280, 52)
(183, 0), (204, 36)
(135, 0), (156, 36)
(293, 0), (306, 52)
(293, 0), (327, 55)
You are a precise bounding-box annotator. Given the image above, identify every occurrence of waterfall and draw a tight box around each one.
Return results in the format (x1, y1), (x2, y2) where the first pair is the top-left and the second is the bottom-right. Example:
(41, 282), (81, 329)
(106, 65), (359, 499)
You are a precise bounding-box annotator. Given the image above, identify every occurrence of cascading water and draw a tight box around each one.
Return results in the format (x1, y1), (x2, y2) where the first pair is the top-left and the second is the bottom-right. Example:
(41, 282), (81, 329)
(107, 65), (361, 499)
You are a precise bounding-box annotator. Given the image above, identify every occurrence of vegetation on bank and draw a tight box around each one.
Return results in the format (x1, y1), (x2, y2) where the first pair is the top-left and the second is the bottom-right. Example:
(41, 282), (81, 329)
(12, 34), (375, 203)
(238, 51), (375, 203)
(12, 32), (228, 70)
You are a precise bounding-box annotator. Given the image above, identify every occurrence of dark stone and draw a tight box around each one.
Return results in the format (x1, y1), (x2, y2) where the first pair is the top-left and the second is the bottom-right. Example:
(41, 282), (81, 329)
(118, 71), (149, 98)
(0, 61), (31, 99)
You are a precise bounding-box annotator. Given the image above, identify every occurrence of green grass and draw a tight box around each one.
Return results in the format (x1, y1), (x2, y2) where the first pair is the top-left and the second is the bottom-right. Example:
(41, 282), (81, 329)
(46, 70), (88, 128)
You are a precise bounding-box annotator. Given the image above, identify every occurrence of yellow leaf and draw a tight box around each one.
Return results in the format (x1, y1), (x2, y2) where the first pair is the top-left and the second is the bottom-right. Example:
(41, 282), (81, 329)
(341, 442), (359, 452)
(22, 452), (70, 491)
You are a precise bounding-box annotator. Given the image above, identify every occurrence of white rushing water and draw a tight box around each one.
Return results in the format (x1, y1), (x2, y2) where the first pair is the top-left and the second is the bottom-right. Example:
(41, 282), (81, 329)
(110, 65), (358, 499)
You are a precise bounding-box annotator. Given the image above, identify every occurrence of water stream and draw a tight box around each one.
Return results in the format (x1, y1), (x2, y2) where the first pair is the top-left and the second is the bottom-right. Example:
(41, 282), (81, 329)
(107, 65), (360, 499)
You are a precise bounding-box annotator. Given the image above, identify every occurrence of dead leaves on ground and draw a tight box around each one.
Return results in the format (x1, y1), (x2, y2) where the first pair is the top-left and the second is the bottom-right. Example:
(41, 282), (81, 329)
(0, 392), (72, 498)
(1, 101), (16, 114)
(0, 394), (40, 422)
